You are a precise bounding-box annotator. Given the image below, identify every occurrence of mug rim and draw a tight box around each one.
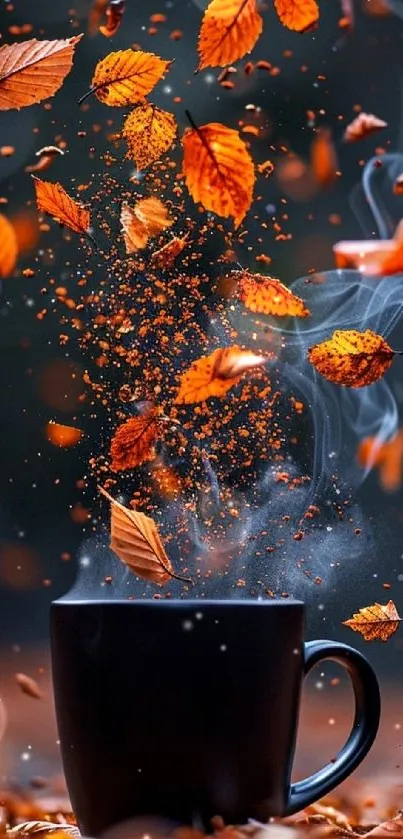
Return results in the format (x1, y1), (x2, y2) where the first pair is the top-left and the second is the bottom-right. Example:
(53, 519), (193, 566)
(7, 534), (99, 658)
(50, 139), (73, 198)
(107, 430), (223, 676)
(52, 598), (304, 607)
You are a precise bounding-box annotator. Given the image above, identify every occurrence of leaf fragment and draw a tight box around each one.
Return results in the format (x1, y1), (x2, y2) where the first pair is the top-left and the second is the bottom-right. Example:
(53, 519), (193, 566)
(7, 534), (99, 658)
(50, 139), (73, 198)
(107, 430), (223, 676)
(150, 234), (189, 268)
(122, 102), (177, 169)
(82, 49), (171, 106)
(110, 410), (159, 471)
(197, 0), (263, 72)
(175, 345), (266, 404)
(0, 214), (18, 277)
(343, 112), (387, 142)
(33, 178), (90, 235)
(273, 0), (319, 31)
(0, 35), (83, 111)
(233, 269), (310, 317)
(182, 120), (255, 228)
(308, 328), (395, 388)
(15, 672), (42, 699)
(343, 600), (402, 641)
(120, 197), (173, 254)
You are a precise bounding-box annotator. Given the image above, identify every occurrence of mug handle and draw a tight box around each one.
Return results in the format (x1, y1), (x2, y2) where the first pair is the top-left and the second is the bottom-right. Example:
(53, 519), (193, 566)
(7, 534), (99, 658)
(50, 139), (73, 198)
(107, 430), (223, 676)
(285, 639), (380, 815)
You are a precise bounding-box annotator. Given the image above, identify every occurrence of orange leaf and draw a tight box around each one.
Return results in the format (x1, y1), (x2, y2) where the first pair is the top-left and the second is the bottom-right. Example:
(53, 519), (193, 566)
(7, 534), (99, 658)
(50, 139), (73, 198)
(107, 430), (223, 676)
(99, 0), (126, 37)
(99, 486), (190, 584)
(357, 429), (403, 492)
(45, 422), (83, 447)
(182, 120), (255, 228)
(175, 345), (266, 404)
(343, 600), (402, 642)
(0, 214), (18, 277)
(273, 0), (319, 31)
(310, 128), (338, 187)
(150, 234), (189, 268)
(234, 269), (310, 317)
(80, 49), (171, 106)
(343, 112), (387, 143)
(197, 0), (263, 72)
(0, 35), (82, 111)
(33, 178), (90, 235)
(122, 102), (177, 169)
(110, 411), (159, 471)
(120, 197), (173, 254)
(308, 328), (395, 388)
(333, 220), (403, 277)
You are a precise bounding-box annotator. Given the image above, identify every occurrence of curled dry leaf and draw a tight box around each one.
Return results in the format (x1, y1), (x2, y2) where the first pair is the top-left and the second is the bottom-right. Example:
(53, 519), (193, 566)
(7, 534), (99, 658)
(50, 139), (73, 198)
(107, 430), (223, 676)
(110, 409), (160, 471)
(99, 0), (126, 36)
(333, 219), (403, 276)
(357, 429), (403, 492)
(122, 102), (177, 169)
(120, 197), (172, 254)
(343, 600), (402, 641)
(25, 146), (64, 175)
(364, 811), (403, 838)
(9, 824), (80, 838)
(0, 214), (18, 277)
(310, 128), (338, 187)
(33, 178), (90, 236)
(273, 0), (319, 31)
(233, 269), (310, 317)
(343, 112), (387, 142)
(99, 486), (190, 584)
(80, 49), (171, 106)
(308, 328), (395, 387)
(45, 422), (83, 447)
(151, 234), (189, 268)
(14, 673), (42, 699)
(182, 120), (255, 228)
(175, 345), (266, 404)
(0, 35), (82, 111)
(197, 0), (263, 72)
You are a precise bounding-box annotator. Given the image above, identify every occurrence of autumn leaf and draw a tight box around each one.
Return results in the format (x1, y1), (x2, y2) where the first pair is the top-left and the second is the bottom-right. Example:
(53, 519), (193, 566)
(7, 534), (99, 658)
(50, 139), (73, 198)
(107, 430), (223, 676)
(45, 422), (83, 447)
(343, 112), (387, 142)
(151, 234), (189, 268)
(175, 345), (266, 404)
(0, 214), (18, 277)
(308, 329), (395, 387)
(79, 49), (171, 106)
(0, 35), (82, 111)
(357, 430), (403, 492)
(120, 197), (172, 253)
(233, 269), (310, 317)
(33, 178), (91, 236)
(310, 127), (338, 187)
(197, 0), (263, 72)
(122, 102), (177, 169)
(25, 145), (65, 174)
(99, 486), (190, 584)
(15, 673), (42, 699)
(110, 410), (160, 471)
(273, 0), (319, 31)
(333, 220), (403, 277)
(99, 0), (126, 37)
(343, 600), (402, 642)
(182, 119), (255, 228)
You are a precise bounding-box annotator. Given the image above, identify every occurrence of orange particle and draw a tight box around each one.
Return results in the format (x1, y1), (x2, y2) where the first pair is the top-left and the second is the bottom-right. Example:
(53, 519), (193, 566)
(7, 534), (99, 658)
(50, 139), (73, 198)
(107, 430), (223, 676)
(22, 268), (35, 277)
(0, 145), (15, 156)
(170, 29), (183, 40)
(150, 12), (167, 22)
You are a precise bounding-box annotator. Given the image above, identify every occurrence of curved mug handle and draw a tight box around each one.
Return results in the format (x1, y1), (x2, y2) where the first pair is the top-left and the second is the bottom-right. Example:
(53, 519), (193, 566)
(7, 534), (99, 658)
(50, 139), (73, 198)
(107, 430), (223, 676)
(285, 640), (380, 815)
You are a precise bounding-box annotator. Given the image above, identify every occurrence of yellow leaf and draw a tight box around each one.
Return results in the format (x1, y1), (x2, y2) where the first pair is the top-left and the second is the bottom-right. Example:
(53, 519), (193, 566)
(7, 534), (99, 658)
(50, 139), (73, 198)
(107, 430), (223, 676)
(343, 601), (402, 642)
(33, 178), (90, 235)
(0, 35), (82, 111)
(99, 486), (190, 584)
(273, 0), (319, 31)
(122, 102), (177, 169)
(120, 196), (173, 253)
(308, 328), (395, 388)
(197, 0), (263, 71)
(175, 345), (266, 404)
(182, 120), (255, 228)
(80, 49), (171, 106)
(0, 214), (18, 277)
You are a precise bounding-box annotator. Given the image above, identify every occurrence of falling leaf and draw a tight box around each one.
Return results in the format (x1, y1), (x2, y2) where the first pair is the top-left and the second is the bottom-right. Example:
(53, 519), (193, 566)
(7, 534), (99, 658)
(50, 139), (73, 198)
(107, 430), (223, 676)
(182, 119), (255, 228)
(357, 429), (403, 492)
(343, 600), (402, 641)
(273, 0), (319, 31)
(393, 174), (403, 195)
(0, 35), (82, 111)
(33, 177), (90, 236)
(233, 269), (310, 317)
(99, 0), (126, 36)
(122, 103), (177, 169)
(0, 214), (18, 277)
(45, 422), (83, 447)
(88, 0), (109, 35)
(310, 128), (338, 187)
(110, 410), (160, 471)
(99, 486), (190, 584)
(333, 219), (403, 277)
(151, 234), (189, 268)
(15, 673), (42, 699)
(197, 0), (263, 72)
(308, 329), (396, 388)
(175, 345), (266, 404)
(25, 146), (64, 174)
(343, 112), (387, 142)
(79, 49), (171, 106)
(120, 197), (172, 254)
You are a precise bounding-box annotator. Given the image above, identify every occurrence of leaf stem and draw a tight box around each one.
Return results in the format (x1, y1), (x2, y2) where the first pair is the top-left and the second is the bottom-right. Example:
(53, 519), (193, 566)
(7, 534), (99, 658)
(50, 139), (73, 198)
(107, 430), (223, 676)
(78, 86), (98, 106)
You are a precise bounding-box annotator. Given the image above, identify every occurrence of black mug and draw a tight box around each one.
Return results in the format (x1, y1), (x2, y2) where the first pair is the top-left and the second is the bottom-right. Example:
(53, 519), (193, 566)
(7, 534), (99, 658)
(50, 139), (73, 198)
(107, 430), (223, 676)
(50, 599), (380, 836)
